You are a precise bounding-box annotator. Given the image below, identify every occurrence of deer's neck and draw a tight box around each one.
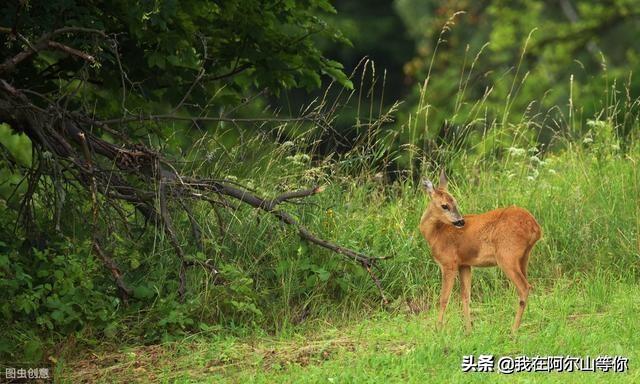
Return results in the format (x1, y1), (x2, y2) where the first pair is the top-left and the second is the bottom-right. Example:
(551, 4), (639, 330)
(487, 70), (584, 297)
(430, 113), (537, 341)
(420, 204), (445, 247)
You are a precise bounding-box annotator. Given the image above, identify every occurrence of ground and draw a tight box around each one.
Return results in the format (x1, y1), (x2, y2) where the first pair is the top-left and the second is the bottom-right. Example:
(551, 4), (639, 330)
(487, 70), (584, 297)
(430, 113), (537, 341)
(58, 275), (639, 383)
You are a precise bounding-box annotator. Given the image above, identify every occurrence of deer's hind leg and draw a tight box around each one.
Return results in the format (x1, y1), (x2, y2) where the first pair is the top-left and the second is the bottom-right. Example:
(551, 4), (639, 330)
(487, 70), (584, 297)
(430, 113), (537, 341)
(498, 252), (531, 332)
(519, 245), (534, 290)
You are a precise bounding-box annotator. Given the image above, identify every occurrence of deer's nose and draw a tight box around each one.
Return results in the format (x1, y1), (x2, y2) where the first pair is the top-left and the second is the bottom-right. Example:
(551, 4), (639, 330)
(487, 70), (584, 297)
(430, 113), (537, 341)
(453, 219), (465, 228)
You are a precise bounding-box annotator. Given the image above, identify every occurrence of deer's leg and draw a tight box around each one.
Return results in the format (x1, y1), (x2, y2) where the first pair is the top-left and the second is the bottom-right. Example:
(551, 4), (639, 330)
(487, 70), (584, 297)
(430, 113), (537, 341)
(437, 265), (457, 329)
(520, 246), (533, 290)
(459, 265), (472, 333)
(500, 259), (530, 332)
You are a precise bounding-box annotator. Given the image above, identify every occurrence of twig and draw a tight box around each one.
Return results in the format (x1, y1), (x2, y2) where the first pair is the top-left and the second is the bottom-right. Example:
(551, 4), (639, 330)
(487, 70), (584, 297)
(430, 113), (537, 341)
(208, 62), (252, 81)
(0, 26), (104, 74)
(47, 41), (96, 63)
(270, 186), (326, 207)
(94, 113), (319, 126)
(93, 241), (132, 302)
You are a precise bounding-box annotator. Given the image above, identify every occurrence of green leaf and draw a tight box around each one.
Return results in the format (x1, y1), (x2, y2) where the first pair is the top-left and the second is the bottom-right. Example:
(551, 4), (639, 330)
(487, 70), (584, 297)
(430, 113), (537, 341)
(133, 285), (155, 299)
(147, 52), (166, 69)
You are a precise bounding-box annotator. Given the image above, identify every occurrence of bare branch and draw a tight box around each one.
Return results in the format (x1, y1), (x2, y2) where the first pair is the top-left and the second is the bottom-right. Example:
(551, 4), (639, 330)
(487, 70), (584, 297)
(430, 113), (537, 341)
(208, 62), (252, 81)
(94, 113), (319, 126)
(47, 41), (96, 63)
(93, 240), (132, 303)
(270, 186), (326, 207)
(0, 25), (104, 74)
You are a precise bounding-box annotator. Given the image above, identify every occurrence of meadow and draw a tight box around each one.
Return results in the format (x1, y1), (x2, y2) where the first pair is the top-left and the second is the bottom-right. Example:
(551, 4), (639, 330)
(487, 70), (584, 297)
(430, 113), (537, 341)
(54, 118), (640, 382)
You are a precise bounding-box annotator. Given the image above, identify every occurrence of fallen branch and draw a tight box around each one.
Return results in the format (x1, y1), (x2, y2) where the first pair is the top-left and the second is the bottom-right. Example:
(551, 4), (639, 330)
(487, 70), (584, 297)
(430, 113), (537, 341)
(0, 27), (390, 303)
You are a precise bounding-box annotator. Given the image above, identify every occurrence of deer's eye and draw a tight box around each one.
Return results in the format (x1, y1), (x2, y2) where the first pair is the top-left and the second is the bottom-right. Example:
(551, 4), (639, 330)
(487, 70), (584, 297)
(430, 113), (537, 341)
(441, 204), (449, 210)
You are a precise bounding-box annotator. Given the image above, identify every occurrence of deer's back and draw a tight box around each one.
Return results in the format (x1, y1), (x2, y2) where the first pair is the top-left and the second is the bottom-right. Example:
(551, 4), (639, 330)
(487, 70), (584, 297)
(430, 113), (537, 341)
(466, 205), (540, 241)
(430, 206), (541, 268)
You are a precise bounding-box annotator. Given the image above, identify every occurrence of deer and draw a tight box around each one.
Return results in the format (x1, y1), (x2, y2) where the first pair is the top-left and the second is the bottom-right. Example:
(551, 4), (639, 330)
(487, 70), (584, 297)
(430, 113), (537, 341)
(419, 170), (542, 333)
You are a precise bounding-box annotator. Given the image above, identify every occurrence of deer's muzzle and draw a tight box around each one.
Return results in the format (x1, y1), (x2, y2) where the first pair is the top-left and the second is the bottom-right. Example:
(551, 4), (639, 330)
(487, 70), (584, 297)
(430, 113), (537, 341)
(453, 219), (465, 228)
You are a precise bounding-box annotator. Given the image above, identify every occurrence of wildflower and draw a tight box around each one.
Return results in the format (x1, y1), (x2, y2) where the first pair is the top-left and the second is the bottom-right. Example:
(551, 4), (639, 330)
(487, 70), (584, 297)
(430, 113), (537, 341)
(507, 147), (526, 156)
(286, 153), (311, 166)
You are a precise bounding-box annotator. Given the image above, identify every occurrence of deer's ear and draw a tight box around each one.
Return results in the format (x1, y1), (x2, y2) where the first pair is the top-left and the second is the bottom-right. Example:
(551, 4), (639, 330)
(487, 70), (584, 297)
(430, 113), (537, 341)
(422, 179), (435, 195)
(439, 169), (448, 190)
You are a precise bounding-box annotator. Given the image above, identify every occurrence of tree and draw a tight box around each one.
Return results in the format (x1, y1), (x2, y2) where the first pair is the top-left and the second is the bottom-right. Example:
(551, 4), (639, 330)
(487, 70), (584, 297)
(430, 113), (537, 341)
(395, 0), (640, 143)
(0, 0), (384, 313)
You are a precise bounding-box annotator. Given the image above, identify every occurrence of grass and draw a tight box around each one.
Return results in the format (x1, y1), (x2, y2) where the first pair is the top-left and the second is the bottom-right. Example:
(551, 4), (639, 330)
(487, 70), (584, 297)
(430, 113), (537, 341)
(54, 137), (640, 383)
(58, 273), (639, 383)
(4, 112), (639, 382)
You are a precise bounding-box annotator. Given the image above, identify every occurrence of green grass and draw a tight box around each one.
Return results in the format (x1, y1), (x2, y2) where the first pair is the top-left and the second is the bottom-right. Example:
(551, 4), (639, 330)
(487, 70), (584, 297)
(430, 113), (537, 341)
(58, 274), (639, 383)
(5, 127), (638, 383)
(51, 132), (640, 382)
(50, 134), (640, 383)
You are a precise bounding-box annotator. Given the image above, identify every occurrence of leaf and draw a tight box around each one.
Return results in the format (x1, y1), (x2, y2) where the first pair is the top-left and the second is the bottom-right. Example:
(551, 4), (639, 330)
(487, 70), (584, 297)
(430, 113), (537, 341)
(133, 285), (155, 299)
(314, 0), (337, 14)
(24, 340), (43, 361)
(51, 310), (64, 322)
(322, 60), (353, 89)
(147, 52), (166, 69)
(312, 266), (331, 282)
(104, 322), (118, 339)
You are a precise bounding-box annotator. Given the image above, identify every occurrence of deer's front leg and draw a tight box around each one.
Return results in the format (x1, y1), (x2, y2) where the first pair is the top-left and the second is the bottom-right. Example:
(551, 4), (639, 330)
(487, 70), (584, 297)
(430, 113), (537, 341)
(459, 265), (472, 333)
(437, 265), (458, 329)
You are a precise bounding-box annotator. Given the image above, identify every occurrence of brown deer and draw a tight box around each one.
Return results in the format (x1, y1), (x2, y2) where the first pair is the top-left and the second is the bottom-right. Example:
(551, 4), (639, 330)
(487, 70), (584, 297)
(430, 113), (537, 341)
(419, 170), (541, 333)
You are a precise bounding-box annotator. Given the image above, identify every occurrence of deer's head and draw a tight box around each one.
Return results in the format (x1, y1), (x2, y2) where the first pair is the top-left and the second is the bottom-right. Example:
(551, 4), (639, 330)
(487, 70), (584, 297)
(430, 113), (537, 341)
(422, 170), (465, 228)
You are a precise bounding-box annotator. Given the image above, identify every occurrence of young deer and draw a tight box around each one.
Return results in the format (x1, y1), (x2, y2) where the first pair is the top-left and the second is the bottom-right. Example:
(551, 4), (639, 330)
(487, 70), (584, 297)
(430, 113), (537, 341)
(419, 170), (541, 333)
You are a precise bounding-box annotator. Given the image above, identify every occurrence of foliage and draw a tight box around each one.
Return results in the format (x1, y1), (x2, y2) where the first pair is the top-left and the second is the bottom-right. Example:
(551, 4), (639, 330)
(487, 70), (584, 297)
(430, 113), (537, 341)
(0, 231), (118, 360)
(393, 0), (640, 136)
(0, 0), (352, 121)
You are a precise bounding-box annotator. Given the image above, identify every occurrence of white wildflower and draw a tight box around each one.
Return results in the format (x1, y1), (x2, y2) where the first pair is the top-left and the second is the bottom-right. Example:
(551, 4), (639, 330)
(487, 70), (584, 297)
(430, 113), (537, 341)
(507, 147), (526, 156)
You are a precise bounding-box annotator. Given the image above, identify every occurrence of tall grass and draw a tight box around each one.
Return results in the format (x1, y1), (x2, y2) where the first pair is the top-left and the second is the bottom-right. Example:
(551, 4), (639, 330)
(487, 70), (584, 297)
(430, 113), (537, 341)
(164, 79), (639, 336)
